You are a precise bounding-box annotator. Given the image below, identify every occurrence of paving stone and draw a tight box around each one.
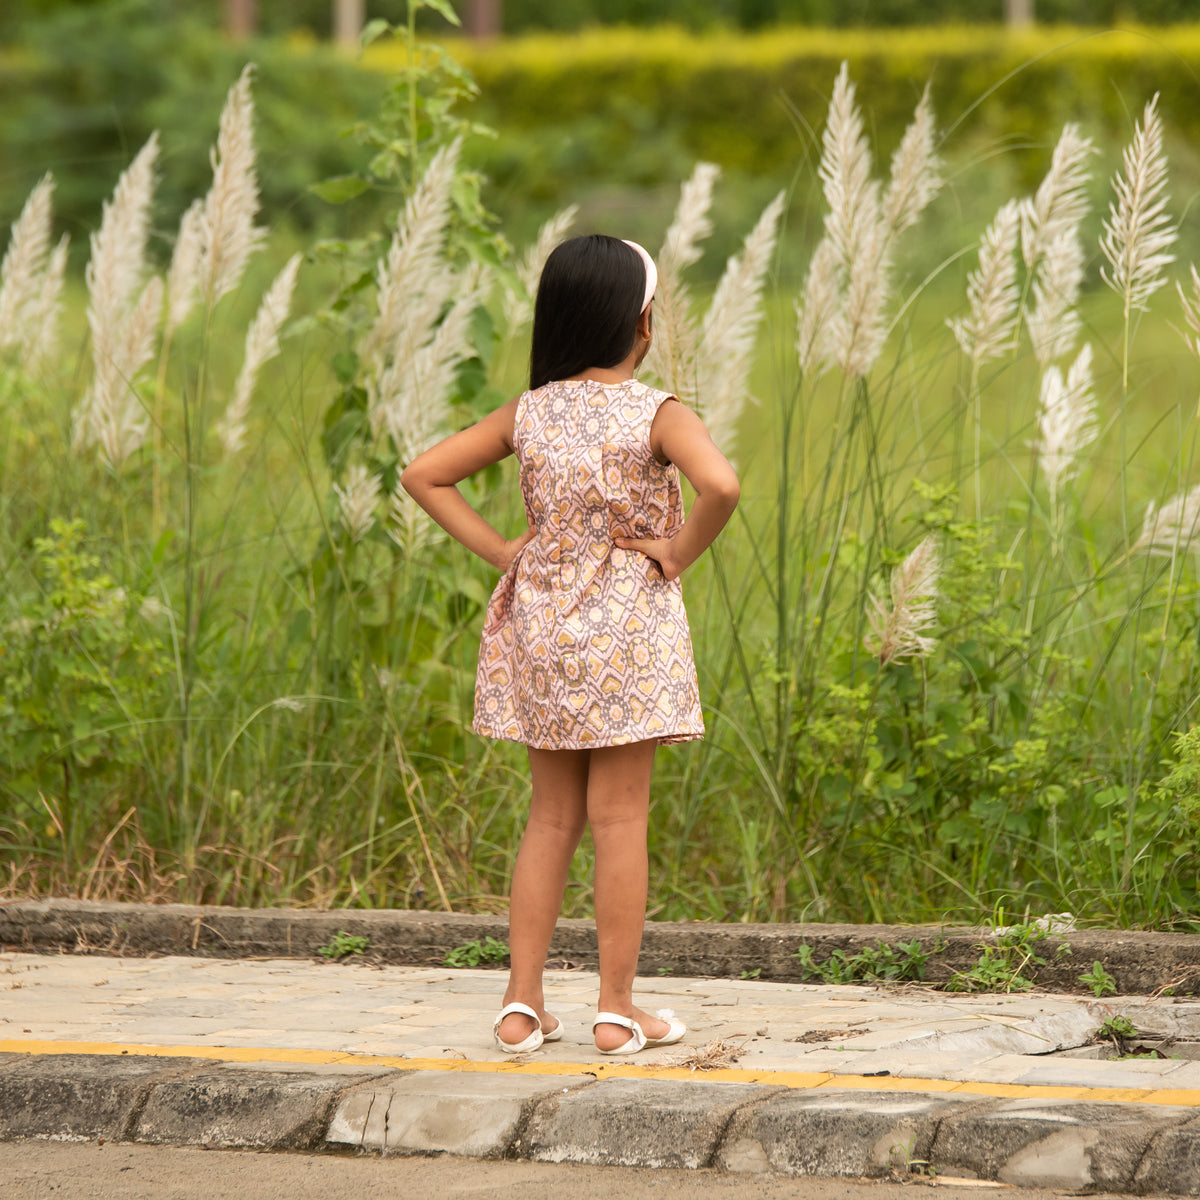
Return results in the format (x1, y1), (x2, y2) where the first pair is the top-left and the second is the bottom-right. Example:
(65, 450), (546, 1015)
(134, 1066), (365, 1150)
(328, 1070), (593, 1157)
(523, 1078), (776, 1169)
(932, 1098), (1194, 1190)
(1133, 1117), (1200, 1195)
(717, 1087), (985, 1177)
(0, 1054), (205, 1142)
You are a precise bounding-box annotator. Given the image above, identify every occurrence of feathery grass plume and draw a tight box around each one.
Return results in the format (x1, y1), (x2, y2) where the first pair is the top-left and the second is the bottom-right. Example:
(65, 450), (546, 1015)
(199, 64), (266, 307)
(334, 462), (382, 543)
(1022, 125), (1094, 368)
(216, 253), (302, 456)
(1021, 124), (1095, 268)
(695, 191), (784, 461)
(819, 66), (941, 379)
(387, 481), (440, 555)
(1100, 94), (1176, 316)
(644, 161), (721, 402)
(0, 173), (56, 355)
(92, 276), (165, 469)
(795, 237), (842, 377)
(74, 133), (161, 463)
(505, 203), (579, 330)
(363, 139), (462, 370)
(819, 63), (879, 272)
(1025, 230), (1085, 368)
(817, 64), (885, 379)
(22, 234), (69, 375)
(865, 535), (940, 666)
(948, 199), (1022, 367)
(370, 261), (493, 461)
(1177, 265), (1200, 361)
(881, 84), (942, 239)
(1135, 484), (1200, 557)
(1035, 342), (1096, 505)
(167, 200), (205, 335)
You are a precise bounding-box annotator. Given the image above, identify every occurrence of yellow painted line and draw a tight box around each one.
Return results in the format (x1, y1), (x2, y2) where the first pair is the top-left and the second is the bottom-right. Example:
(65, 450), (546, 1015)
(3, 1040), (1199, 1108)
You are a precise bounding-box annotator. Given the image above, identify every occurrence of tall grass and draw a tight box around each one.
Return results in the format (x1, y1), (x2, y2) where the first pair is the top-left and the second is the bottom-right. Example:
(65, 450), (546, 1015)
(2, 54), (1200, 931)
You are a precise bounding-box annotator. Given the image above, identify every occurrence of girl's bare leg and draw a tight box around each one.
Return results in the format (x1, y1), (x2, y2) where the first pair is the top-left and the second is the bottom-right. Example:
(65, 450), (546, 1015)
(496, 746), (589, 1047)
(586, 739), (673, 1051)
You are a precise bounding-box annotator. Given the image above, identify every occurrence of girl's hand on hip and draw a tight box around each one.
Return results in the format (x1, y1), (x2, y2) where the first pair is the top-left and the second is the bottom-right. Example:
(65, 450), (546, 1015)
(494, 526), (536, 572)
(614, 535), (682, 581)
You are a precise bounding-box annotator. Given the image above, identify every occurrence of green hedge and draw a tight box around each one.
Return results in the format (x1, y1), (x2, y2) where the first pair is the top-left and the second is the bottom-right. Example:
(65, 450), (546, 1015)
(7, 0), (1198, 38)
(430, 24), (1200, 183)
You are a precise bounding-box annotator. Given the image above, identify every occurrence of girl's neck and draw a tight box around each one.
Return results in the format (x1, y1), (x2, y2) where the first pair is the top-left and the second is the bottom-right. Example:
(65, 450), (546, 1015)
(564, 367), (637, 385)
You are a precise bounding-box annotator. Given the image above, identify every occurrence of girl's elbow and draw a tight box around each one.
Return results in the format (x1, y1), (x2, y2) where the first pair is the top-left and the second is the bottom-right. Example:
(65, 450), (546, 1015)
(718, 470), (740, 510)
(399, 463), (422, 496)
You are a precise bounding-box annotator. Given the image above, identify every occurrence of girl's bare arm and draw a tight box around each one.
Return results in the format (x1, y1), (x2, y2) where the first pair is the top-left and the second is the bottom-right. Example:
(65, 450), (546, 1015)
(399, 397), (535, 572)
(613, 399), (740, 580)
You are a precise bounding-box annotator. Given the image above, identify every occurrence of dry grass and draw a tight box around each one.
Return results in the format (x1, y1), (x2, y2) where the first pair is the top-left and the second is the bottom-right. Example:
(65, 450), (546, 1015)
(670, 1036), (747, 1072)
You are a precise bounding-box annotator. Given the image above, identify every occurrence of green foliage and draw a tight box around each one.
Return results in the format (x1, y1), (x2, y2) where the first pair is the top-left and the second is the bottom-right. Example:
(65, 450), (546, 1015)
(318, 930), (371, 958)
(0, 519), (168, 815)
(946, 924), (1049, 994)
(444, 936), (510, 967)
(1079, 961), (1118, 997)
(793, 939), (937, 984)
(1097, 1014), (1138, 1042)
(0, 0), (385, 236)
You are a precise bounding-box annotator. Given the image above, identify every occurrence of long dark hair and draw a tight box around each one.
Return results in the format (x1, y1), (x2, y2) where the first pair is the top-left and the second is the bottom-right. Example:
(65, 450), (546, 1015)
(529, 235), (646, 390)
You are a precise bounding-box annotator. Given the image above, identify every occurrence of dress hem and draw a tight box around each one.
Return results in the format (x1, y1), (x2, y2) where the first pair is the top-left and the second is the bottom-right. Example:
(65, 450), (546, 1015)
(472, 724), (705, 751)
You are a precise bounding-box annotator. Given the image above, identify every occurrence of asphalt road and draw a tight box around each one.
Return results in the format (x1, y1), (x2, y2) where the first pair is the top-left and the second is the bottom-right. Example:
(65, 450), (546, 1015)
(3, 1142), (1147, 1200)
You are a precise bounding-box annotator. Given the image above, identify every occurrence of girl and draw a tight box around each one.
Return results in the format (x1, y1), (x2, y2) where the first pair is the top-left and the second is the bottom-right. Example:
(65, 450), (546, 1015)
(401, 234), (739, 1055)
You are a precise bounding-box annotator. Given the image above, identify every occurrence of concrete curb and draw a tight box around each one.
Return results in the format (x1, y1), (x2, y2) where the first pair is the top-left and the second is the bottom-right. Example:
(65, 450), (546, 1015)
(3, 1052), (1200, 1192)
(4, 899), (1200, 994)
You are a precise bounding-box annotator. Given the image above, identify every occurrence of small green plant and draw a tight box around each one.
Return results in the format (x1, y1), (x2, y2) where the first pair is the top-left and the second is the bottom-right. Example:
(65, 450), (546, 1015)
(741, 967), (762, 980)
(318, 930), (370, 959)
(945, 921), (1050, 994)
(1097, 1014), (1138, 1042)
(793, 939), (939, 984)
(444, 936), (510, 967)
(1079, 961), (1117, 997)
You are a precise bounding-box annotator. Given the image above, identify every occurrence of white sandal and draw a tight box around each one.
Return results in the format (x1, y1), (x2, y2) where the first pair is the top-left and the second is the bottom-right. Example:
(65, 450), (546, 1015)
(493, 1002), (563, 1054)
(593, 1010), (686, 1055)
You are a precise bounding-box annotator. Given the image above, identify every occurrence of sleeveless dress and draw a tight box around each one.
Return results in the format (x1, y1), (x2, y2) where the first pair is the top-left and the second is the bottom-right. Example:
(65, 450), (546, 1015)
(473, 377), (705, 750)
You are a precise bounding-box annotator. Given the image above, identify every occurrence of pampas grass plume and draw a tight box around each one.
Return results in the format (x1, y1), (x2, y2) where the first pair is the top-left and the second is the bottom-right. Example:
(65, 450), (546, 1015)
(199, 64), (266, 307)
(882, 84), (942, 239)
(75, 133), (161, 461)
(507, 203), (579, 330)
(1100, 94), (1177, 315)
(167, 200), (205, 335)
(796, 237), (842, 377)
(1036, 342), (1096, 504)
(866, 535), (940, 666)
(365, 138), (461, 370)
(949, 199), (1022, 366)
(335, 463), (382, 544)
(697, 190), (784, 461)
(644, 161), (720, 400)
(217, 253), (302, 456)
(1136, 484), (1200, 557)
(0, 173), (56, 356)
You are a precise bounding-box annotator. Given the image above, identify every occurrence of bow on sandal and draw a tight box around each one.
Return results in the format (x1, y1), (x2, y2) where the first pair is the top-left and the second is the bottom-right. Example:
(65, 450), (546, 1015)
(493, 1001), (563, 1054)
(592, 1010), (687, 1055)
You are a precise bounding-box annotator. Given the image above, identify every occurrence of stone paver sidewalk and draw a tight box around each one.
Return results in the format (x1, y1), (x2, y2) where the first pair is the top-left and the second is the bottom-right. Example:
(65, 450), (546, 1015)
(3, 951), (1200, 1192)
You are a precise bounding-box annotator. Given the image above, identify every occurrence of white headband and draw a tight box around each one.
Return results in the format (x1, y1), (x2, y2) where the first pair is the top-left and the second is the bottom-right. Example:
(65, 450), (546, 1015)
(622, 239), (658, 313)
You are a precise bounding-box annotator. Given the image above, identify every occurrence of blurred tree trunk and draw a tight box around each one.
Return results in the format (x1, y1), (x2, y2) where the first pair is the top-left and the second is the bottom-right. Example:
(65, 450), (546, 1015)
(1004, 0), (1034, 25)
(333, 0), (364, 48)
(465, 0), (501, 40)
(224, 0), (257, 40)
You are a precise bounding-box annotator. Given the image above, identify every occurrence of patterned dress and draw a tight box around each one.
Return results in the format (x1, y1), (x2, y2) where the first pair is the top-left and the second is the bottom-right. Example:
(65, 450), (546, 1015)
(473, 377), (705, 750)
